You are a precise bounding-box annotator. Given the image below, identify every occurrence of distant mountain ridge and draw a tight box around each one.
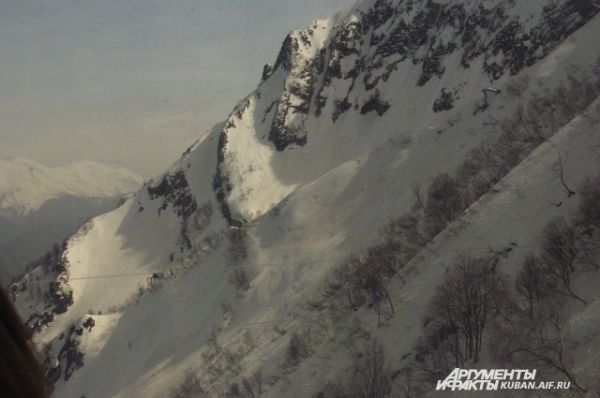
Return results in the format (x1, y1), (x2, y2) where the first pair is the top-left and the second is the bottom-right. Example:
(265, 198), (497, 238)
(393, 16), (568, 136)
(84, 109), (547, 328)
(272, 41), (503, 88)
(0, 158), (142, 283)
(0, 158), (143, 217)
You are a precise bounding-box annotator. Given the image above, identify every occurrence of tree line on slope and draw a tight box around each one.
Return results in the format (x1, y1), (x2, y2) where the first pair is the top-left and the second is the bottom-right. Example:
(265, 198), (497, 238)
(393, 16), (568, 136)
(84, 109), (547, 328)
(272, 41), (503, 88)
(308, 59), (600, 329)
(310, 174), (600, 397)
(406, 175), (600, 397)
(306, 63), (600, 397)
(168, 60), (600, 397)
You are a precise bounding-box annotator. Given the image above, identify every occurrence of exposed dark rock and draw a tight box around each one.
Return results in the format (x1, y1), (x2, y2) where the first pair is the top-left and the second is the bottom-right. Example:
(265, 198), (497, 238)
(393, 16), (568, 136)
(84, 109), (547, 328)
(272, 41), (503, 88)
(361, 0), (598, 91)
(146, 170), (200, 248)
(147, 171), (197, 219)
(273, 34), (298, 72)
(262, 100), (279, 123)
(361, 0), (395, 32)
(26, 311), (55, 333)
(332, 98), (352, 122)
(48, 280), (73, 314)
(314, 48), (327, 75)
(360, 92), (390, 116)
(374, 20), (414, 60)
(21, 245), (73, 334)
(314, 91), (328, 118)
(234, 98), (251, 119)
(269, 96), (308, 151)
(266, 27), (321, 149)
(314, 20), (365, 118)
(238, 0), (599, 156)
(57, 325), (85, 382)
(262, 63), (274, 82)
(417, 54), (445, 87)
(213, 128), (238, 226)
(432, 88), (456, 112)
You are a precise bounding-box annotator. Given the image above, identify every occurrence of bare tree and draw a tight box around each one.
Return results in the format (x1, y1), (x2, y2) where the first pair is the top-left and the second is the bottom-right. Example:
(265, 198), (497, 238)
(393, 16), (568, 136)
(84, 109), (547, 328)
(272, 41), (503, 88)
(246, 369), (263, 397)
(414, 320), (462, 382)
(514, 104), (546, 144)
(322, 260), (367, 312)
(515, 254), (550, 317)
(428, 255), (508, 363)
(312, 382), (349, 398)
(227, 226), (249, 262)
(539, 217), (587, 305)
(554, 148), (576, 197)
(424, 173), (465, 236)
(314, 340), (397, 398)
(381, 214), (426, 257)
(497, 298), (587, 394)
(285, 330), (313, 368)
(456, 145), (499, 201)
(411, 181), (425, 210)
(171, 371), (204, 398)
(348, 340), (396, 398)
(225, 370), (263, 398)
(574, 176), (600, 270)
(576, 175), (600, 228)
(326, 253), (396, 326)
(354, 254), (396, 327)
(229, 267), (250, 291)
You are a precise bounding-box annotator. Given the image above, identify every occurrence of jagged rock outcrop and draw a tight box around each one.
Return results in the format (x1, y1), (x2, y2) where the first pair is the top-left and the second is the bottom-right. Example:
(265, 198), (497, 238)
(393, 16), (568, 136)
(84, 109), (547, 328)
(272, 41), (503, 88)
(205, 0), (599, 228)
(147, 171), (197, 219)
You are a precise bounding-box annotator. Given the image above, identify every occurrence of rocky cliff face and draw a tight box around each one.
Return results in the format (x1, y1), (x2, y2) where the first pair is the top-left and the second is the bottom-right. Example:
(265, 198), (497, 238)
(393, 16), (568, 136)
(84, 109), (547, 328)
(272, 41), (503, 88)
(182, 0), (600, 228)
(258, 0), (598, 148)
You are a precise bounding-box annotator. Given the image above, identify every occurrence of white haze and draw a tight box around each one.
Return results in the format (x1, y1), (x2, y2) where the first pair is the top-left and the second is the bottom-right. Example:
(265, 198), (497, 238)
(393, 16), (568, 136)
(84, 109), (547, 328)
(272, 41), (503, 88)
(0, 0), (352, 178)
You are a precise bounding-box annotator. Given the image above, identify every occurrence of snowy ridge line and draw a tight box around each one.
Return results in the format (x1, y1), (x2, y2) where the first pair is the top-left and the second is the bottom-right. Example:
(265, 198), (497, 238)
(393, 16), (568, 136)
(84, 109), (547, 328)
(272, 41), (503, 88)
(22, 243), (599, 285)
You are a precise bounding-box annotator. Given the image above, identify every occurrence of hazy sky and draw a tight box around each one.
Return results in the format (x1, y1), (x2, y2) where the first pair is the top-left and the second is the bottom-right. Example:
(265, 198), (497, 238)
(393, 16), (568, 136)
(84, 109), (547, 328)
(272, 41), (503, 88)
(0, 0), (352, 178)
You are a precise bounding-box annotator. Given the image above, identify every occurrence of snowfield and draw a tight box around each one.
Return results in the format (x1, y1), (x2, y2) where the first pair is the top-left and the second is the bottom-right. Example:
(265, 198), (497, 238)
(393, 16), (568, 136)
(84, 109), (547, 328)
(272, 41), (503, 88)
(12, 0), (600, 397)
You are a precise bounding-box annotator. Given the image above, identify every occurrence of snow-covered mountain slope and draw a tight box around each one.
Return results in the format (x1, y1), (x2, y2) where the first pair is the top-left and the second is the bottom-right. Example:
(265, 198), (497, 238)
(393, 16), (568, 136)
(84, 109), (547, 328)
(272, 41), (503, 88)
(270, 99), (600, 398)
(0, 158), (142, 283)
(13, 1), (600, 397)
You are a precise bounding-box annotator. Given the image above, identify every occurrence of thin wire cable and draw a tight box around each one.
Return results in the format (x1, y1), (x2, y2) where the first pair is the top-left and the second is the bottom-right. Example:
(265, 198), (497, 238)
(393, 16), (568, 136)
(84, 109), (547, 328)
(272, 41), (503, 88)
(18, 242), (600, 286)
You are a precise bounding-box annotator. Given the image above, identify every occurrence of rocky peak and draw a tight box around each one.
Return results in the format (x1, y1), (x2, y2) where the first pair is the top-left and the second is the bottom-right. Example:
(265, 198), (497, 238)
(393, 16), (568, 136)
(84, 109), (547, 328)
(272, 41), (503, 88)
(206, 0), (599, 227)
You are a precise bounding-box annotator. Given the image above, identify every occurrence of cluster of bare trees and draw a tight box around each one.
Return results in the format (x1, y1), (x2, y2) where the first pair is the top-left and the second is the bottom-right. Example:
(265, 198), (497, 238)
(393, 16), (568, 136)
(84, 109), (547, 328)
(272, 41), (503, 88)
(346, 340), (396, 398)
(493, 295), (587, 393)
(316, 60), (600, 330)
(512, 176), (600, 309)
(283, 63), (600, 396)
(463, 61), (600, 200)
(172, 328), (259, 398)
(423, 173), (466, 236)
(229, 267), (250, 292)
(285, 330), (315, 368)
(313, 338), (397, 398)
(227, 226), (249, 262)
(317, 251), (398, 327)
(226, 225), (251, 292)
(224, 370), (263, 398)
(405, 255), (510, 392)
(454, 62), (600, 219)
(492, 175), (600, 394)
(428, 256), (507, 364)
(170, 371), (205, 398)
(391, 172), (600, 396)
